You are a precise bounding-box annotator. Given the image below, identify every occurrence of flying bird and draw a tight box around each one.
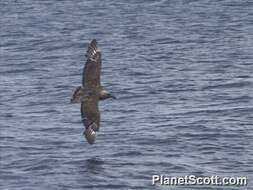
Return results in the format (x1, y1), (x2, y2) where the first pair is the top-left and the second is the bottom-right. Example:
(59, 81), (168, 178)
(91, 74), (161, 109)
(71, 39), (116, 144)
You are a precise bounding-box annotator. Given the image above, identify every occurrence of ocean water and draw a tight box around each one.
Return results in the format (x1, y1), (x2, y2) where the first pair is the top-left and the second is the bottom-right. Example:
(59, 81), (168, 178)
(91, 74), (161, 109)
(1, 0), (253, 189)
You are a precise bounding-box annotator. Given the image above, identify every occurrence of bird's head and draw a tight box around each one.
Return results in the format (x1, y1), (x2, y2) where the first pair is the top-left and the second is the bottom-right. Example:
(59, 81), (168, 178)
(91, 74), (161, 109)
(71, 86), (86, 103)
(99, 89), (116, 100)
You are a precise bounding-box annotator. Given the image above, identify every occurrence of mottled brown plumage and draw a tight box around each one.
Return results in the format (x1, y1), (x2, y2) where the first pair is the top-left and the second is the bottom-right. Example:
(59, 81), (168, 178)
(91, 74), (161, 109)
(71, 39), (115, 144)
(83, 39), (101, 88)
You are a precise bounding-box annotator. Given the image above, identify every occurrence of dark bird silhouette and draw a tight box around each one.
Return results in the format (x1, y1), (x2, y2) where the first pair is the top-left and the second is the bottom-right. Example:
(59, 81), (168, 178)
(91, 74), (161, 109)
(71, 39), (116, 144)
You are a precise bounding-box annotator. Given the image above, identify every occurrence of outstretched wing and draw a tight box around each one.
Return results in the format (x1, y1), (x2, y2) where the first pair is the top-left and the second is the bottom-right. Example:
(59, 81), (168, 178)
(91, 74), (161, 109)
(82, 39), (101, 88)
(81, 94), (100, 144)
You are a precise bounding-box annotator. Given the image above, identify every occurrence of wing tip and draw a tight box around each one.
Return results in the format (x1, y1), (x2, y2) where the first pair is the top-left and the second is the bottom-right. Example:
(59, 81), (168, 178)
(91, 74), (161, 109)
(85, 39), (99, 59)
(83, 126), (96, 144)
(91, 39), (97, 45)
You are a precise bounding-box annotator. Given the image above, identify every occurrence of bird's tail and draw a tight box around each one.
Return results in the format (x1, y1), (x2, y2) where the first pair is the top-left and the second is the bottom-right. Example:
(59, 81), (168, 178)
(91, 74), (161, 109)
(83, 124), (97, 144)
(85, 39), (98, 59)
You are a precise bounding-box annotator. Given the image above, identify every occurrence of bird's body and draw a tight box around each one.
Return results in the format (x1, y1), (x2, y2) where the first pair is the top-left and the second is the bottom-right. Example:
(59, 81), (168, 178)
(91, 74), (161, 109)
(71, 86), (114, 103)
(71, 39), (115, 144)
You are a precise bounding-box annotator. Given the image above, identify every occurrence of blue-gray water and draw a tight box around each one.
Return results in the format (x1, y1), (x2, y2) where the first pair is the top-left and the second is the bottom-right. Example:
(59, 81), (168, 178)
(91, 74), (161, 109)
(1, 0), (253, 189)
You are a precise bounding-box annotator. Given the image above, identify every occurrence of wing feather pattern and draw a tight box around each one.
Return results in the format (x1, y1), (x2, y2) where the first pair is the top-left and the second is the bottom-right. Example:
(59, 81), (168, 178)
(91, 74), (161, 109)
(80, 39), (102, 144)
(82, 39), (101, 88)
(81, 94), (100, 144)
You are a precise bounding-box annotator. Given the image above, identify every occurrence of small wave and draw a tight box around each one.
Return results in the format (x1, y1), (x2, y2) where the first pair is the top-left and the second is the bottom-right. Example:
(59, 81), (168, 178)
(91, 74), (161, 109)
(202, 81), (252, 90)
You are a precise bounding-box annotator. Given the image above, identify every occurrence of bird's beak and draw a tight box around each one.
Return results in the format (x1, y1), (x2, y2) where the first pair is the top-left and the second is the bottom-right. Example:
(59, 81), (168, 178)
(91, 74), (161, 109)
(110, 94), (116, 99)
(70, 98), (76, 103)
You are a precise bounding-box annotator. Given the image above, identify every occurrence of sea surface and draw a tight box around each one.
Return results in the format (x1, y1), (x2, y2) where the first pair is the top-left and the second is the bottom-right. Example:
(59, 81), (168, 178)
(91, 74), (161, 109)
(1, 0), (253, 189)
